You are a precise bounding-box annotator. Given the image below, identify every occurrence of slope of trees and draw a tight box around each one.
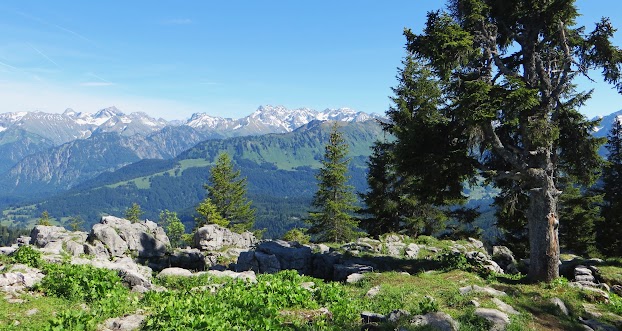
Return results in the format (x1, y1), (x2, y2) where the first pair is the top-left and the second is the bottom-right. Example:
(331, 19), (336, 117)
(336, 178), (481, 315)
(387, 0), (621, 281)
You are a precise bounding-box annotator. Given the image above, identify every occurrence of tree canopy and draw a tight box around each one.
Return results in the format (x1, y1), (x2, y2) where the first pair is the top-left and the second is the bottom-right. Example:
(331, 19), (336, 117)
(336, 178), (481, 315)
(396, 0), (622, 282)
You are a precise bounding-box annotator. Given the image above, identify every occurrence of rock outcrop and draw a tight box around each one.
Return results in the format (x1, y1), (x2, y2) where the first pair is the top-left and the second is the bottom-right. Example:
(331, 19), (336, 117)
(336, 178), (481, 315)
(30, 225), (88, 256)
(86, 216), (169, 259)
(193, 224), (256, 251)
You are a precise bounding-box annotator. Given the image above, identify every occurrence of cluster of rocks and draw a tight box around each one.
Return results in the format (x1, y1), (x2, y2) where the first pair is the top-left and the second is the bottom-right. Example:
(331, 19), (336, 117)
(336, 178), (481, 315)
(0, 217), (260, 294)
(358, 283), (520, 331)
(233, 236), (520, 282)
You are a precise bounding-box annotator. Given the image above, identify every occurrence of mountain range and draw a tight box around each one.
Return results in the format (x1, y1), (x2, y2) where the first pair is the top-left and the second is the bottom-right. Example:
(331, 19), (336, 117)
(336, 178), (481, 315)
(0, 105), (381, 197)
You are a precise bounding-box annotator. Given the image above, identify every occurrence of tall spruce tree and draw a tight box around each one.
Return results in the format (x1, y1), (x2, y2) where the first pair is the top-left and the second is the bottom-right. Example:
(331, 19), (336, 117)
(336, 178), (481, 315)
(398, 0), (621, 281)
(308, 122), (359, 242)
(359, 141), (401, 237)
(599, 118), (622, 256)
(558, 181), (601, 257)
(205, 152), (255, 232)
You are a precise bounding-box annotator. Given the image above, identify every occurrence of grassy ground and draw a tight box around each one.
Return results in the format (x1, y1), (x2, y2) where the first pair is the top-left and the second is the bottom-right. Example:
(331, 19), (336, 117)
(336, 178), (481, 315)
(1, 244), (622, 330)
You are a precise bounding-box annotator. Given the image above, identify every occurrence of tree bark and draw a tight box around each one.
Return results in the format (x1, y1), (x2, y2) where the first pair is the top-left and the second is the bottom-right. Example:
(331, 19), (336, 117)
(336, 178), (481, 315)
(527, 174), (560, 282)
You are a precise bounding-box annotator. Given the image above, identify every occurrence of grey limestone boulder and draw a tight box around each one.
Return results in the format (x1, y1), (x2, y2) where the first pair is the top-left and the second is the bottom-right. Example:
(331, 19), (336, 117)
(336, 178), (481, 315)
(492, 246), (518, 274)
(410, 312), (459, 331)
(0, 264), (45, 290)
(87, 216), (169, 259)
(157, 267), (193, 278)
(550, 297), (569, 316)
(474, 308), (510, 331)
(30, 225), (88, 256)
(193, 224), (256, 251)
(466, 251), (504, 274)
(333, 261), (374, 281)
(257, 240), (313, 273)
(235, 240), (313, 275)
(101, 313), (146, 331)
(170, 248), (206, 270)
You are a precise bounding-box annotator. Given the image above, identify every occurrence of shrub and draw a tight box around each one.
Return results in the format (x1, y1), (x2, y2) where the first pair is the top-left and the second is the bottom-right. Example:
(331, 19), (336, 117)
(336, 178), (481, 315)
(39, 263), (128, 303)
(10, 245), (43, 268)
(282, 228), (310, 244)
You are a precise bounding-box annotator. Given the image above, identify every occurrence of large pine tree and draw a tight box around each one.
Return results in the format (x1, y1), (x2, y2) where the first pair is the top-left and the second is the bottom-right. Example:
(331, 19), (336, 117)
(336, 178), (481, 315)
(396, 0), (621, 281)
(308, 122), (359, 242)
(599, 118), (622, 256)
(205, 152), (255, 232)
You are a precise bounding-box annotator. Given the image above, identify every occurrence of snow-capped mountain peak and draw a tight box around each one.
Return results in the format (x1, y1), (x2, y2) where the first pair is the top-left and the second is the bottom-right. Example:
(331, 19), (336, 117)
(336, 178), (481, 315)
(184, 105), (381, 135)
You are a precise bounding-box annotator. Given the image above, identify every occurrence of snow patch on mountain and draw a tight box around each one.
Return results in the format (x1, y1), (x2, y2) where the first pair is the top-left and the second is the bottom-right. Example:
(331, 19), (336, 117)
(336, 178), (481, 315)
(187, 105), (381, 135)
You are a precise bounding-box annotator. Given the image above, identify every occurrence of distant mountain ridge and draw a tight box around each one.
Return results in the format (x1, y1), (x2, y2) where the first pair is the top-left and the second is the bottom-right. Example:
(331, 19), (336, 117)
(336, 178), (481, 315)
(0, 105), (382, 198)
(0, 105), (381, 144)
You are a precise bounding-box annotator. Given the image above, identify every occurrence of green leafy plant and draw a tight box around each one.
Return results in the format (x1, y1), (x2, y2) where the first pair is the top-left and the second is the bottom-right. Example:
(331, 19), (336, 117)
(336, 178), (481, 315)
(417, 296), (439, 314)
(282, 228), (311, 244)
(39, 263), (128, 303)
(10, 245), (43, 268)
(437, 252), (470, 272)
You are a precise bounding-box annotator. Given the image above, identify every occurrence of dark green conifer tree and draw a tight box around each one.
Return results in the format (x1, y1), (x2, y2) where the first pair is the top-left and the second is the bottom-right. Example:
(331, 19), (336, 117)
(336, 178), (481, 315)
(308, 122), (359, 242)
(394, 0), (621, 281)
(558, 181), (601, 257)
(599, 119), (622, 256)
(205, 152), (255, 232)
(125, 203), (143, 223)
(359, 141), (401, 236)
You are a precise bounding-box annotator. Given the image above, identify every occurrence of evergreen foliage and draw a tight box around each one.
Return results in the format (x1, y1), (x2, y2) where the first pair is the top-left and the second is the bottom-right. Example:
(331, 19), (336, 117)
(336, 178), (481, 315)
(599, 119), (622, 256)
(195, 198), (228, 228)
(0, 225), (30, 247)
(396, 0), (620, 281)
(159, 210), (185, 248)
(308, 122), (360, 242)
(281, 228), (311, 244)
(124, 203), (143, 223)
(38, 211), (52, 226)
(558, 182), (601, 257)
(67, 216), (85, 231)
(360, 141), (401, 236)
(205, 152), (255, 232)
(362, 57), (477, 239)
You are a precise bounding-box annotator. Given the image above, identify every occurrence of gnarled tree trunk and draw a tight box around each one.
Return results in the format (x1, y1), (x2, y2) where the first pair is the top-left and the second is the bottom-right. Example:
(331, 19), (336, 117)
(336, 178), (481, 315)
(527, 174), (560, 282)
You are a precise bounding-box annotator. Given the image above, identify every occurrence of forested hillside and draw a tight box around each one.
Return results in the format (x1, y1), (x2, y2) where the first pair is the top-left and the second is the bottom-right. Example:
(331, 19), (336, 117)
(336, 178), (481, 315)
(2, 120), (382, 238)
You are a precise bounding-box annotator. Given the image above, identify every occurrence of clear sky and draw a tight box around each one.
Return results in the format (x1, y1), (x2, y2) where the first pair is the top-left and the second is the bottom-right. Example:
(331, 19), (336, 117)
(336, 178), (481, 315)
(0, 0), (621, 120)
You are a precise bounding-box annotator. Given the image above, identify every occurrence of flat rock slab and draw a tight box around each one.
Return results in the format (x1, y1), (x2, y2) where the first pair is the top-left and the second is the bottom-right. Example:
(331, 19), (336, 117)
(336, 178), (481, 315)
(410, 312), (459, 331)
(475, 308), (509, 331)
(459, 285), (507, 297)
(102, 314), (146, 331)
(157, 267), (193, 278)
(492, 297), (519, 315)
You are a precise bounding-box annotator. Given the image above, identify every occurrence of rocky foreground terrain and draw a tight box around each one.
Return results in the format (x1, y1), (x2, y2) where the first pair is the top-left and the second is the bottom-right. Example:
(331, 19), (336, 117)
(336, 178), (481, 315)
(1, 217), (622, 330)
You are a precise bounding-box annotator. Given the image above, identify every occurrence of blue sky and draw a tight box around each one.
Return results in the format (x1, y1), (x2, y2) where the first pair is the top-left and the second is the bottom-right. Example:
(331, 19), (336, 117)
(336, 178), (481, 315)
(0, 1), (621, 120)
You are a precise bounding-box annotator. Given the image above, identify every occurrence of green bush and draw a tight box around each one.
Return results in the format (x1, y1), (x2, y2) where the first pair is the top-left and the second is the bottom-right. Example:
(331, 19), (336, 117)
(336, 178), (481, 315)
(10, 245), (43, 268)
(39, 263), (128, 303)
(437, 251), (470, 271)
(143, 270), (361, 330)
(45, 310), (98, 331)
(282, 228), (311, 244)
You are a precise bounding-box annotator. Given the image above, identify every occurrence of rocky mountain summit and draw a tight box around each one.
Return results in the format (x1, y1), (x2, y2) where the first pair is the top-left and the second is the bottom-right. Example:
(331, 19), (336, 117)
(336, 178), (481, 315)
(2, 217), (622, 330)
